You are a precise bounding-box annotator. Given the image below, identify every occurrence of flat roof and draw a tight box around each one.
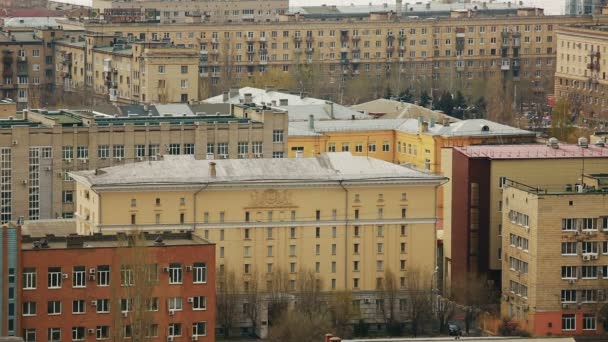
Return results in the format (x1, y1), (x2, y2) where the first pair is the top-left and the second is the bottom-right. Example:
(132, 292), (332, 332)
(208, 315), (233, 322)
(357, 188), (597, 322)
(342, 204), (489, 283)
(21, 230), (210, 250)
(343, 338), (575, 342)
(70, 153), (445, 188)
(454, 144), (608, 159)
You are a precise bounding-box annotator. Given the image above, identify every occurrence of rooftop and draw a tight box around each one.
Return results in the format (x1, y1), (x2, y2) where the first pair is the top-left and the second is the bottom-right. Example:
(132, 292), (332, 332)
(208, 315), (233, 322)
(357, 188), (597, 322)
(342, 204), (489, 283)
(289, 118), (533, 137)
(350, 98), (460, 122)
(203, 86), (370, 121)
(455, 143), (608, 159)
(70, 153), (444, 188)
(20, 229), (210, 250)
(343, 337), (575, 342)
(2, 17), (62, 28)
(0, 30), (42, 43)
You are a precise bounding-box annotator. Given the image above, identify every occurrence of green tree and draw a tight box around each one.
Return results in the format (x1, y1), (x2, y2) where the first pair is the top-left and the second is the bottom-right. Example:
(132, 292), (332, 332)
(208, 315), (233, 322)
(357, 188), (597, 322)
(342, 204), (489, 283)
(419, 90), (431, 108)
(436, 91), (455, 116)
(549, 99), (575, 142)
(398, 88), (413, 103)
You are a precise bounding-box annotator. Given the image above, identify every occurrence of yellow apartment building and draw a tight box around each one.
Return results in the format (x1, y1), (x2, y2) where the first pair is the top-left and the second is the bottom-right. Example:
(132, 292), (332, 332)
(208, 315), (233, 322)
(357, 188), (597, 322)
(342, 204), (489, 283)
(53, 10), (599, 101)
(288, 117), (536, 173)
(69, 153), (447, 293)
(555, 24), (608, 120)
(501, 174), (608, 336)
(441, 141), (608, 297)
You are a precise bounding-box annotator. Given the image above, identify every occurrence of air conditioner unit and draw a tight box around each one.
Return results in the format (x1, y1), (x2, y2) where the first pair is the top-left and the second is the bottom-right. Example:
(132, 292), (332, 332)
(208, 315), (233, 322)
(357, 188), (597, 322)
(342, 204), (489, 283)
(115, 157), (123, 161)
(583, 254), (592, 261)
(44, 166), (52, 171)
(585, 231), (593, 235)
(186, 266), (193, 272)
(137, 156), (144, 161)
(191, 336), (198, 341)
(91, 300), (97, 306)
(187, 297), (194, 303)
(88, 329), (95, 335)
(122, 311), (128, 318)
(100, 157), (107, 160)
(89, 268), (96, 274)
(363, 299), (372, 304)
(167, 337), (174, 342)
(163, 267), (170, 272)
(12, 140), (17, 145)
(21, 180), (27, 185)
(62, 273), (69, 279)
(591, 254), (598, 260)
(65, 159), (72, 164)
(169, 310), (175, 316)
(81, 159), (88, 164)
(568, 279), (576, 284)
(88, 274), (96, 281)
(562, 303), (569, 309)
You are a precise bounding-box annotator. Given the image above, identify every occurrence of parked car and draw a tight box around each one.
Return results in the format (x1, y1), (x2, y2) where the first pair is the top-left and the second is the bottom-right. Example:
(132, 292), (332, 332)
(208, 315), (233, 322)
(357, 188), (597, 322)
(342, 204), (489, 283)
(448, 323), (461, 336)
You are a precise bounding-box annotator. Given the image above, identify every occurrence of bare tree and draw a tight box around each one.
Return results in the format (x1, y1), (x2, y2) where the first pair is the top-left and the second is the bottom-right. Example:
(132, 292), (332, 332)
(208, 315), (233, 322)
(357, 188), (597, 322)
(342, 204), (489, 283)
(216, 267), (240, 338)
(328, 290), (359, 338)
(243, 270), (262, 337)
(267, 310), (331, 342)
(266, 267), (291, 327)
(406, 269), (433, 337)
(111, 232), (158, 340)
(378, 268), (400, 335)
(295, 268), (324, 319)
(435, 296), (456, 334)
(453, 273), (499, 335)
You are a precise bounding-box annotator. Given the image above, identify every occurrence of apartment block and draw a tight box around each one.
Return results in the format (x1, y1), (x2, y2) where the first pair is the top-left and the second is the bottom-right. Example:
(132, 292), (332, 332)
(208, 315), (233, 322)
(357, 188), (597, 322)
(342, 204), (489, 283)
(501, 174), (608, 336)
(441, 141), (608, 298)
(555, 24), (608, 120)
(69, 153), (446, 294)
(53, 11), (598, 102)
(0, 224), (216, 340)
(0, 28), (63, 108)
(0, 104), (287, 223)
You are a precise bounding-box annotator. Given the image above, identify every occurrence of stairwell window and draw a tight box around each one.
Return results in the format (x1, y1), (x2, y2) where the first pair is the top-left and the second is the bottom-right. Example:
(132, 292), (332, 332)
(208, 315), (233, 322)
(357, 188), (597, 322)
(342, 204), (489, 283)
(169, 263), (182, 284)
(272, 130), (284, 143)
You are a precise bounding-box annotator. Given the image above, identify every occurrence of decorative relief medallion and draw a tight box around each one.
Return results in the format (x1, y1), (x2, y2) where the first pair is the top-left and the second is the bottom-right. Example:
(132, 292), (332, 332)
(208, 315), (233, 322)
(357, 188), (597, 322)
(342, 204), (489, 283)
(248, 189), (295, 208)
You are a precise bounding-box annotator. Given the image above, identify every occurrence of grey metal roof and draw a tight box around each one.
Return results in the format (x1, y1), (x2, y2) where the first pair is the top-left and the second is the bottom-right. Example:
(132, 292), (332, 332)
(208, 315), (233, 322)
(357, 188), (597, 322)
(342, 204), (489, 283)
(3, 17), (62, 28)
(90, 103), (232, 118)
(289, 118), (534, 137)
(70, 153), (443, 188)
(351, 98), (459, 122)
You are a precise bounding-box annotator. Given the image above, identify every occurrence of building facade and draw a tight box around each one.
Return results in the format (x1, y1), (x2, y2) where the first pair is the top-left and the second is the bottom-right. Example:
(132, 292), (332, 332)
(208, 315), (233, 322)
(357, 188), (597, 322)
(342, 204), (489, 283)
(69, 153), (446, 294)
(0, 105), (287, 223)
(501, 175), (608, 336)
(0, 225), (215, 340)
(555, 24), (608, 120)
(53, 12), (599, 103)
(441, 142), (608, 298)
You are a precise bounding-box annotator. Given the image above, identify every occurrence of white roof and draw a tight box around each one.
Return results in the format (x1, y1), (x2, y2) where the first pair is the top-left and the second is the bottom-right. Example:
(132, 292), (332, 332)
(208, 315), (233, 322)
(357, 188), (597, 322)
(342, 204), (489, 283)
(70, 153), (443, 188)
(289, 118), (534, 137)
(203, 86), (371, 121)
(351, 98), (459, 122)
(2, 17), (61, 28)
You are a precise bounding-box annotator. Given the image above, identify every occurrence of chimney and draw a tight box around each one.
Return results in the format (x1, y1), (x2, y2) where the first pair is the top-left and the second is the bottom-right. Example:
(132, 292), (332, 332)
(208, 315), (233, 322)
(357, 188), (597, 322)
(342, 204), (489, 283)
(396, 0), (402, 17)
(547, 137), (559, 149)
(295, 150), (303, 158)
(222, 92), (229, 102)
(209, 162), (217, 177)
(324, 333), (333, 342)
(578, 137), (589, 148)
(329, 338), (341, 342)
(325, 101), (334, 119)
(244, 93), (253, 104)
(229, 88), (239, 98)
(430, 118), (435, 128)
(308, 114), (315, 130)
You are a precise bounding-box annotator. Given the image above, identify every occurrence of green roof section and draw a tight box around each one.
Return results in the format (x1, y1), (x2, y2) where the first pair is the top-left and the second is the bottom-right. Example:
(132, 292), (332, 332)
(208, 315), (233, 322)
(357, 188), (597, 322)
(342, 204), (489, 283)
(42, 112), (83, 126)
(94, 115), (250, 126)
(0, 119), (41, 128)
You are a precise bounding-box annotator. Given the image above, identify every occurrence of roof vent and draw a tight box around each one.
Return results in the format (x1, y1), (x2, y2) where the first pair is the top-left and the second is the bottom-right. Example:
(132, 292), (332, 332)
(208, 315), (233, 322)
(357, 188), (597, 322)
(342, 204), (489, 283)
(480, 124), (490, 132)
(578, 137), (588, 148)
(595, 141), (605, 147)
(209, 161), (217, 178)
(154, 235), (164, 245)
(548, 137), (559, 149)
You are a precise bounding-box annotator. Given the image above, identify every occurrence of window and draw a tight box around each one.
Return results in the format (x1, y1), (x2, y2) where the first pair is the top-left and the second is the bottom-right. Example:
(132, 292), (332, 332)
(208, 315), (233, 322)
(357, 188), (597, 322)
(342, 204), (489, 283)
(22, 301), (36, 316)
(582, 241), (598, 254)
(237, 142), (248, 158)
(62, 146), (73, 160)
(23, 268), (36, 289)
(70, 327), (84, 341)
(48, 328), (61, 342)
(561, 290), (576, 303)
(168, 323), (182, 337)
(382, 141), (390, 152)
(48, 267), (61, 288)
(96, 326), (110, 340)
(561, 242), (577, 255)
(96, 299), (110, 313)
(328, 143), (336, 152)
(97, 265), (110, 286)
(290, 245), (296, 256)
(97, 145), (109, 158)
(168, 143), (180, 155)
(355, 144), (363, 152)
(145, 324), (158, 338)
(72, 266), (85, 287)
(76, 146), (88, 160)
(24, 329), (36, 342)
(113, 145), (124, 159)
(272, 130), (284, 142)
(146, 298), (159, 311)
(47, 300), (61, 315)
(377, 260), (383, 272)
(561, 266), (576, 279)
(169, 263), (183, 284)
(193, 322), (207, 337)
(73, 299), (85, 314)
(583, 314), (597, 330)
(193, 296), (207, 310)
(158, 65), (165, 74)
(272, 152), (284, 158)
(562, 314), (576, 331)
(582, 266), (598, 279)
(193, 262), (207, 283)
(562, 218), (576, 231)
(377, 243), (384, 254)
(368, 142), (376, 152)
(120, 265), (133, 286)
(184, 144), (195, 155)
(168, 297), (183, 311)
(582, 218), (596, 231)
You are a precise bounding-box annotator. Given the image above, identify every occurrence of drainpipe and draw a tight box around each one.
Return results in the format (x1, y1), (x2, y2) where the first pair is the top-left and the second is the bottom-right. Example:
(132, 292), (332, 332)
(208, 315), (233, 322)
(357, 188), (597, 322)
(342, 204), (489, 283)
(338, 180), (349, 289)
(193, 183), (209, 232)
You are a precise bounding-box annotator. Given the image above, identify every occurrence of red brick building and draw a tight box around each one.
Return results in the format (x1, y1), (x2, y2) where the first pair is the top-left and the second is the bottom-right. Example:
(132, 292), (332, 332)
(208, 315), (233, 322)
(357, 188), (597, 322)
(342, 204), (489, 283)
(1, 225), (215, 341)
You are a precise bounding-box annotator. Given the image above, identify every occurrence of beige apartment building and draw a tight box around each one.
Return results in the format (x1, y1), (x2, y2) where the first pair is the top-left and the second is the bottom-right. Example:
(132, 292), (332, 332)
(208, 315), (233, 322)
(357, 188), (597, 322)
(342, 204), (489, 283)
(0, 104), (287, 223)
(501, 174), (608, 336)
(56, 33), (200, 104)
(555, 24), (608, 120)
(69, 153), (446, 294)
(0, 28), (64, 108)
(54, 10), (598, 103)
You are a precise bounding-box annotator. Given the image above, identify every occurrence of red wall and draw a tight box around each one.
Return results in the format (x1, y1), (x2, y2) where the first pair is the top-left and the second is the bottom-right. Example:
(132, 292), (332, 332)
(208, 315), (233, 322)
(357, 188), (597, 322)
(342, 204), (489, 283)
(20, 243), (215, 341)
(533, 311), (606, 336)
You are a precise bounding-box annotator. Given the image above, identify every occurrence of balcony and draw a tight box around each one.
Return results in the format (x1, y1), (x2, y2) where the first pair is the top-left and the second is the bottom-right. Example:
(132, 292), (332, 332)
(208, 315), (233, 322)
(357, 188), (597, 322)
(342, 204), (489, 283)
(306, 48), (314, 54)
(340, 47), (349, 53)
(306, 36), (313, 43)
(386, 33), (395, 41)
(351, 58), (360, 64)
(246, 49), (256, 54)
(259, 48), (268, 55)
(245, 36), (255, 42)
(199, 72), (209, 77)
(210, 49), (219, 55)
(17, 68), (28, 76)
(351, 46), (360, 53)
(293, 36), (302, 43)
(17, 56), (27, 64)
(340, 59), (349, 65)
(2, 69), (12, 77)
(211, 72), (220, 78)
(294, 48), (302, 54)
(212, 38), (219, 44)
(259, 36), (266, 42)
(2, 56), (13, 64)
(340, 34), (349, 42)
(398, 34), (406, 41)
(386, 46), (395, 53)
(501, 63), (510, 71)
(352, 35), (360, 42)
(259, 60), (268, 65)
